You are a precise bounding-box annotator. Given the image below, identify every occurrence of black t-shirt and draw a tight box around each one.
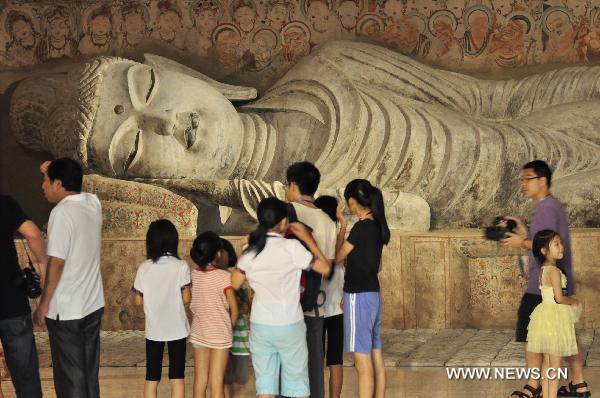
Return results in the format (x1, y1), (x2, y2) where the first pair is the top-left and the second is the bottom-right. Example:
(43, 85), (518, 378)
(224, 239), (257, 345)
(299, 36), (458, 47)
(0, 195), (31, 319)
(343, 219), (383, 293)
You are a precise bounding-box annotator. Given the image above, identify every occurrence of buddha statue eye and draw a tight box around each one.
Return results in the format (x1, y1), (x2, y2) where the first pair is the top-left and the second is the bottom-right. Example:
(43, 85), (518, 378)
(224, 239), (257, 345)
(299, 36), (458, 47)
(114, 104), (124, 114)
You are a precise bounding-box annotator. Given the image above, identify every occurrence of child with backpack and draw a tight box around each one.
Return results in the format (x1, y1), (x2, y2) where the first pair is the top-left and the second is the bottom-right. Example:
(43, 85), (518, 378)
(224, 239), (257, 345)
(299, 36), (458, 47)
(132, 219), (191, 398)
(314, 195), (345, 398)
(335, 179), (390, 398)
(231, 197), (332, 398)
(285, 162), (337, 398)
(213, 238), (252, 398)
(189, 232), (239, 398)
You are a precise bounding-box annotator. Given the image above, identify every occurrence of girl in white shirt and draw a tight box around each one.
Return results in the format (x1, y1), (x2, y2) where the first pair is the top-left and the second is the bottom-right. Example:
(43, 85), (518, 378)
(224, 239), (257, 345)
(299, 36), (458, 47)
(231, 197), (331, 398)
(133, 219), (191, 398)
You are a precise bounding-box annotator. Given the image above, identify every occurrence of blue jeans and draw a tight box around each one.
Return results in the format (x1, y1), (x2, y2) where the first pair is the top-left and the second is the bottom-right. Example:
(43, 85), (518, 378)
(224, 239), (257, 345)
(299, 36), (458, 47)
(0, 313), (42, 398)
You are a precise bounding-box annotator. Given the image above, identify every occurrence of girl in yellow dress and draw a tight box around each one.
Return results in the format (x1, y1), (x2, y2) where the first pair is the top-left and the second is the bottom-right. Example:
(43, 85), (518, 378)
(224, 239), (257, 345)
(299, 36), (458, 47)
(527, 229), (581, 398)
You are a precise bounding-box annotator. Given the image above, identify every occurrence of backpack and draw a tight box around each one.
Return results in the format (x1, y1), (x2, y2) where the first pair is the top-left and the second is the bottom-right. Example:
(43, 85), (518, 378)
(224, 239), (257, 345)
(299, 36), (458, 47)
(286, 203), (326, 315)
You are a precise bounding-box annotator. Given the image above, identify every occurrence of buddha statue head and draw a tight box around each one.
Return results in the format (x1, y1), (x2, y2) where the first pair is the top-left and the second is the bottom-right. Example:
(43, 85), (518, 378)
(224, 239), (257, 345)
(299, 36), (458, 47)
(9, 55), (257, 181)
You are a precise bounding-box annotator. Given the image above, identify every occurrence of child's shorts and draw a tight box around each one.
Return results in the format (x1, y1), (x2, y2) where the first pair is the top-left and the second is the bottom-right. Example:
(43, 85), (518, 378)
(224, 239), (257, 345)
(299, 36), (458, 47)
(249, 320), (309, 397)
(224, 354), (250, 385)
(343, 292), (382, 354)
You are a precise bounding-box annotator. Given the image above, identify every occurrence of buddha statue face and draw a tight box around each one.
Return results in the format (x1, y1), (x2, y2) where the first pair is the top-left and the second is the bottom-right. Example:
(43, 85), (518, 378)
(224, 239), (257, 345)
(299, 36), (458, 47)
(87, 60), (244, 180)
(10, 54), (258, 184)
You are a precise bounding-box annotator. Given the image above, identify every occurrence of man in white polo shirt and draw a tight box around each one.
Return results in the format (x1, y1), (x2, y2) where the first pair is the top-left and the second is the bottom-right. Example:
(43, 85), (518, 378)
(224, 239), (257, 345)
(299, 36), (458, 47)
(33, 158), (104, 398)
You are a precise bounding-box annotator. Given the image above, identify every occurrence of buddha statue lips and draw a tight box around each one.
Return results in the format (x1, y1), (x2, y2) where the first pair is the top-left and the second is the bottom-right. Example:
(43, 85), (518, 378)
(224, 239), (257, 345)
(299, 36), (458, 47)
(8, 41), (600, 229)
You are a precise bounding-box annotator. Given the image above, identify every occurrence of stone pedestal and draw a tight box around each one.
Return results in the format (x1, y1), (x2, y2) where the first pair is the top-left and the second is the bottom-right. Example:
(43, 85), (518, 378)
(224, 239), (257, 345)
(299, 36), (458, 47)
(16, 229), (600, 330)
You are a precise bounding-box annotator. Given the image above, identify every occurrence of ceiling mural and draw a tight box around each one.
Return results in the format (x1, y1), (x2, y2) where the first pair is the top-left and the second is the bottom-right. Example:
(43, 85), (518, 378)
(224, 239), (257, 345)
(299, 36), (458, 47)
(2, 0), (600, 88)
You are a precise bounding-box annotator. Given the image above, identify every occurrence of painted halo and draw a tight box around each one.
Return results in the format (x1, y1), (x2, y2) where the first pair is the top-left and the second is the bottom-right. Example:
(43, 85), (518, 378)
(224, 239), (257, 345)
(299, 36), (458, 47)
(590, 6), (600, 27)
(2, 7), (41, 39)
(251, 25), (280, 49)
(335, 0), (364, 14)
(190, 0), (224, 21)
(406, 12), (427, 34)
(541, 6), (573, 36)
(506, 11), (535, 35)
(462, 4), (495, 31)
(82, 4), (114, 35)
(211, 22), (242, 44)
(428, 9), (458, 36)
(230, 0), (257, 20)
(280, 20), (311, 42)
(41, 5), (76, 37)
(300, 0), (333, 19)
(356, 13), (384, 35)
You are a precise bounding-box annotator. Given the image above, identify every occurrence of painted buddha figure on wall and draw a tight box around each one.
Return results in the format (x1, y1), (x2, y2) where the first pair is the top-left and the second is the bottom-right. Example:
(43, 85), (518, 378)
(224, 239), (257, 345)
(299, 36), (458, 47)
(9, 41), (600, 231)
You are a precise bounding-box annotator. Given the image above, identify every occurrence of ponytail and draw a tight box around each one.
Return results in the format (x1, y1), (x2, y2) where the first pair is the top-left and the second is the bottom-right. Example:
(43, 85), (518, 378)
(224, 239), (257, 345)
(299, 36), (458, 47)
(243, 197), (289, 257)
(244, 225), (268, 257)
(344, 179), (390, 245)
(190, 231), (223, 270)
(368, 186), (390, 244)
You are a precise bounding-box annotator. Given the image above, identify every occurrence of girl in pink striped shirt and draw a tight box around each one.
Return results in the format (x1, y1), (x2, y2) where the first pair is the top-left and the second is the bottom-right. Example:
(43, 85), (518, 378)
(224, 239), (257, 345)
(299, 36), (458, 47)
(189, 232), (239, 398)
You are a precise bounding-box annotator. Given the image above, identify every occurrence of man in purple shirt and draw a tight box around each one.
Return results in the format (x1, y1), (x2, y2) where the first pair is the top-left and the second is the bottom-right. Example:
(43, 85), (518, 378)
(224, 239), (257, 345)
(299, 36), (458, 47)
(503, 160), (590, 398)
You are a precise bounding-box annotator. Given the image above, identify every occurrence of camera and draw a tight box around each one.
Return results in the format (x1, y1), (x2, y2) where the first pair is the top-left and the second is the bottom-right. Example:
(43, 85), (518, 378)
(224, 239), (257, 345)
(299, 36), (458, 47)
(14, 263), (43, 299)
(484, 216), (517, 241)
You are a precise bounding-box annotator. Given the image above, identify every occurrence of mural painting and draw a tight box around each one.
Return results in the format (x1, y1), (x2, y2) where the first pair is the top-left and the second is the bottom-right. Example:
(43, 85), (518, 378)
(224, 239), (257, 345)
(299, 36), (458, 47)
(2, 0), (600, 84)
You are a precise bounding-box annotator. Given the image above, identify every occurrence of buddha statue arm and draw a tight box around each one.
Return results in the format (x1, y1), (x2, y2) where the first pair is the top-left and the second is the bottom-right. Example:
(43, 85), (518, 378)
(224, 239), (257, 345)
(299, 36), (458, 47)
(284, 42), (600, 124)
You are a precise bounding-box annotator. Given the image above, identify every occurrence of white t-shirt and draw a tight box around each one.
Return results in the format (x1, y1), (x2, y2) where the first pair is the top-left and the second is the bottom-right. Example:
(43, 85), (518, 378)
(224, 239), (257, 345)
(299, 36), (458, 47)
(237, 233), (313, 326)
(322, 263), (344, 317)
(46, 193), (105, 320)
(291, 202), (337, 317)
(133, 256), (191, 341)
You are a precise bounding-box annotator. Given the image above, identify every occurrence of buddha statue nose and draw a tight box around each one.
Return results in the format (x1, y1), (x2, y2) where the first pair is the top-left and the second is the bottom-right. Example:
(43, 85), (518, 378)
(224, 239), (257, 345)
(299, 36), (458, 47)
(138, 109), (177, 136)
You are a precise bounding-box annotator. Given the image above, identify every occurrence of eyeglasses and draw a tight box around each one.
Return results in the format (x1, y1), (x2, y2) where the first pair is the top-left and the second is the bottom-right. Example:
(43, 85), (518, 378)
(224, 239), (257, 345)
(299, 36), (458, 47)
(520, 176), (540, 183)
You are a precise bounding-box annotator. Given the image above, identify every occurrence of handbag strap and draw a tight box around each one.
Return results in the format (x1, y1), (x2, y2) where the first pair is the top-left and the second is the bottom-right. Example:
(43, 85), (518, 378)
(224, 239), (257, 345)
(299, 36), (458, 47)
(19, 240), (34, 270)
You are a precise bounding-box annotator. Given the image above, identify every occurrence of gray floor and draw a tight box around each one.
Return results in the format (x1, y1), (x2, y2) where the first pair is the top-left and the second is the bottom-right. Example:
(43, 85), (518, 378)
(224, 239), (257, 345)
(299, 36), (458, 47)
(2, 329), (598, 397)
(30, 329), (600, 368)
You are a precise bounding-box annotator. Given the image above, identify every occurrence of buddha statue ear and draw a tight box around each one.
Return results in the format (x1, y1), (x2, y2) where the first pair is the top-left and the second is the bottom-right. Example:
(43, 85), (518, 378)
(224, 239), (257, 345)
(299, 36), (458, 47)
(143, 53), (257, 101)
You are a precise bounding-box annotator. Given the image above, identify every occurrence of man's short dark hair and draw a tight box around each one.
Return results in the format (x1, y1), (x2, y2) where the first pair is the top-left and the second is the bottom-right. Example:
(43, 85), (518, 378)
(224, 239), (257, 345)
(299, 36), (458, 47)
(47, 158), (83, 192)
(523, 160), (552, 188)
(286, 161), (320, 196)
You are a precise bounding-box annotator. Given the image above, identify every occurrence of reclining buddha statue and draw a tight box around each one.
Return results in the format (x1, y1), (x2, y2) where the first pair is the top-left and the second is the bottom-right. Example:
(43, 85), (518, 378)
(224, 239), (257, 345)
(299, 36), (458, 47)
(9, 41), (600, 231)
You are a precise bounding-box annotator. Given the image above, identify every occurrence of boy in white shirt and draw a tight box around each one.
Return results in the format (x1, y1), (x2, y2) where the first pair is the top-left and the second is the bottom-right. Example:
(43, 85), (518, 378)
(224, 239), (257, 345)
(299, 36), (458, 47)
(285, 162), (337, 398)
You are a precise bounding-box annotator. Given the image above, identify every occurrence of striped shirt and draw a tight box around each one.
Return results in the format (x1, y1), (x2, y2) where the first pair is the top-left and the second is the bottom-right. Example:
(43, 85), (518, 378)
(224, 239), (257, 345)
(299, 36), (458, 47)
(231, 317), (250, 356)
(190, 268), (233, 348)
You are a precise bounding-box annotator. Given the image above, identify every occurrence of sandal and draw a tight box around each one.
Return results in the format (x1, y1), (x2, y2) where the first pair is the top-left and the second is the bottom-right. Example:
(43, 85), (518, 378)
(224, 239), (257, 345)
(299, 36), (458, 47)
(558, 381), (592, 397)
(511, 384), (542, 398)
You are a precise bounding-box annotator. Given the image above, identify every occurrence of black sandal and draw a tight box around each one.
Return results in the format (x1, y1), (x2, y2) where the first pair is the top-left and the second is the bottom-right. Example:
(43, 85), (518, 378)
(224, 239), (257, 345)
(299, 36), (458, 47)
(558, 381), (592, 397)
(511, 384), (542, 398)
